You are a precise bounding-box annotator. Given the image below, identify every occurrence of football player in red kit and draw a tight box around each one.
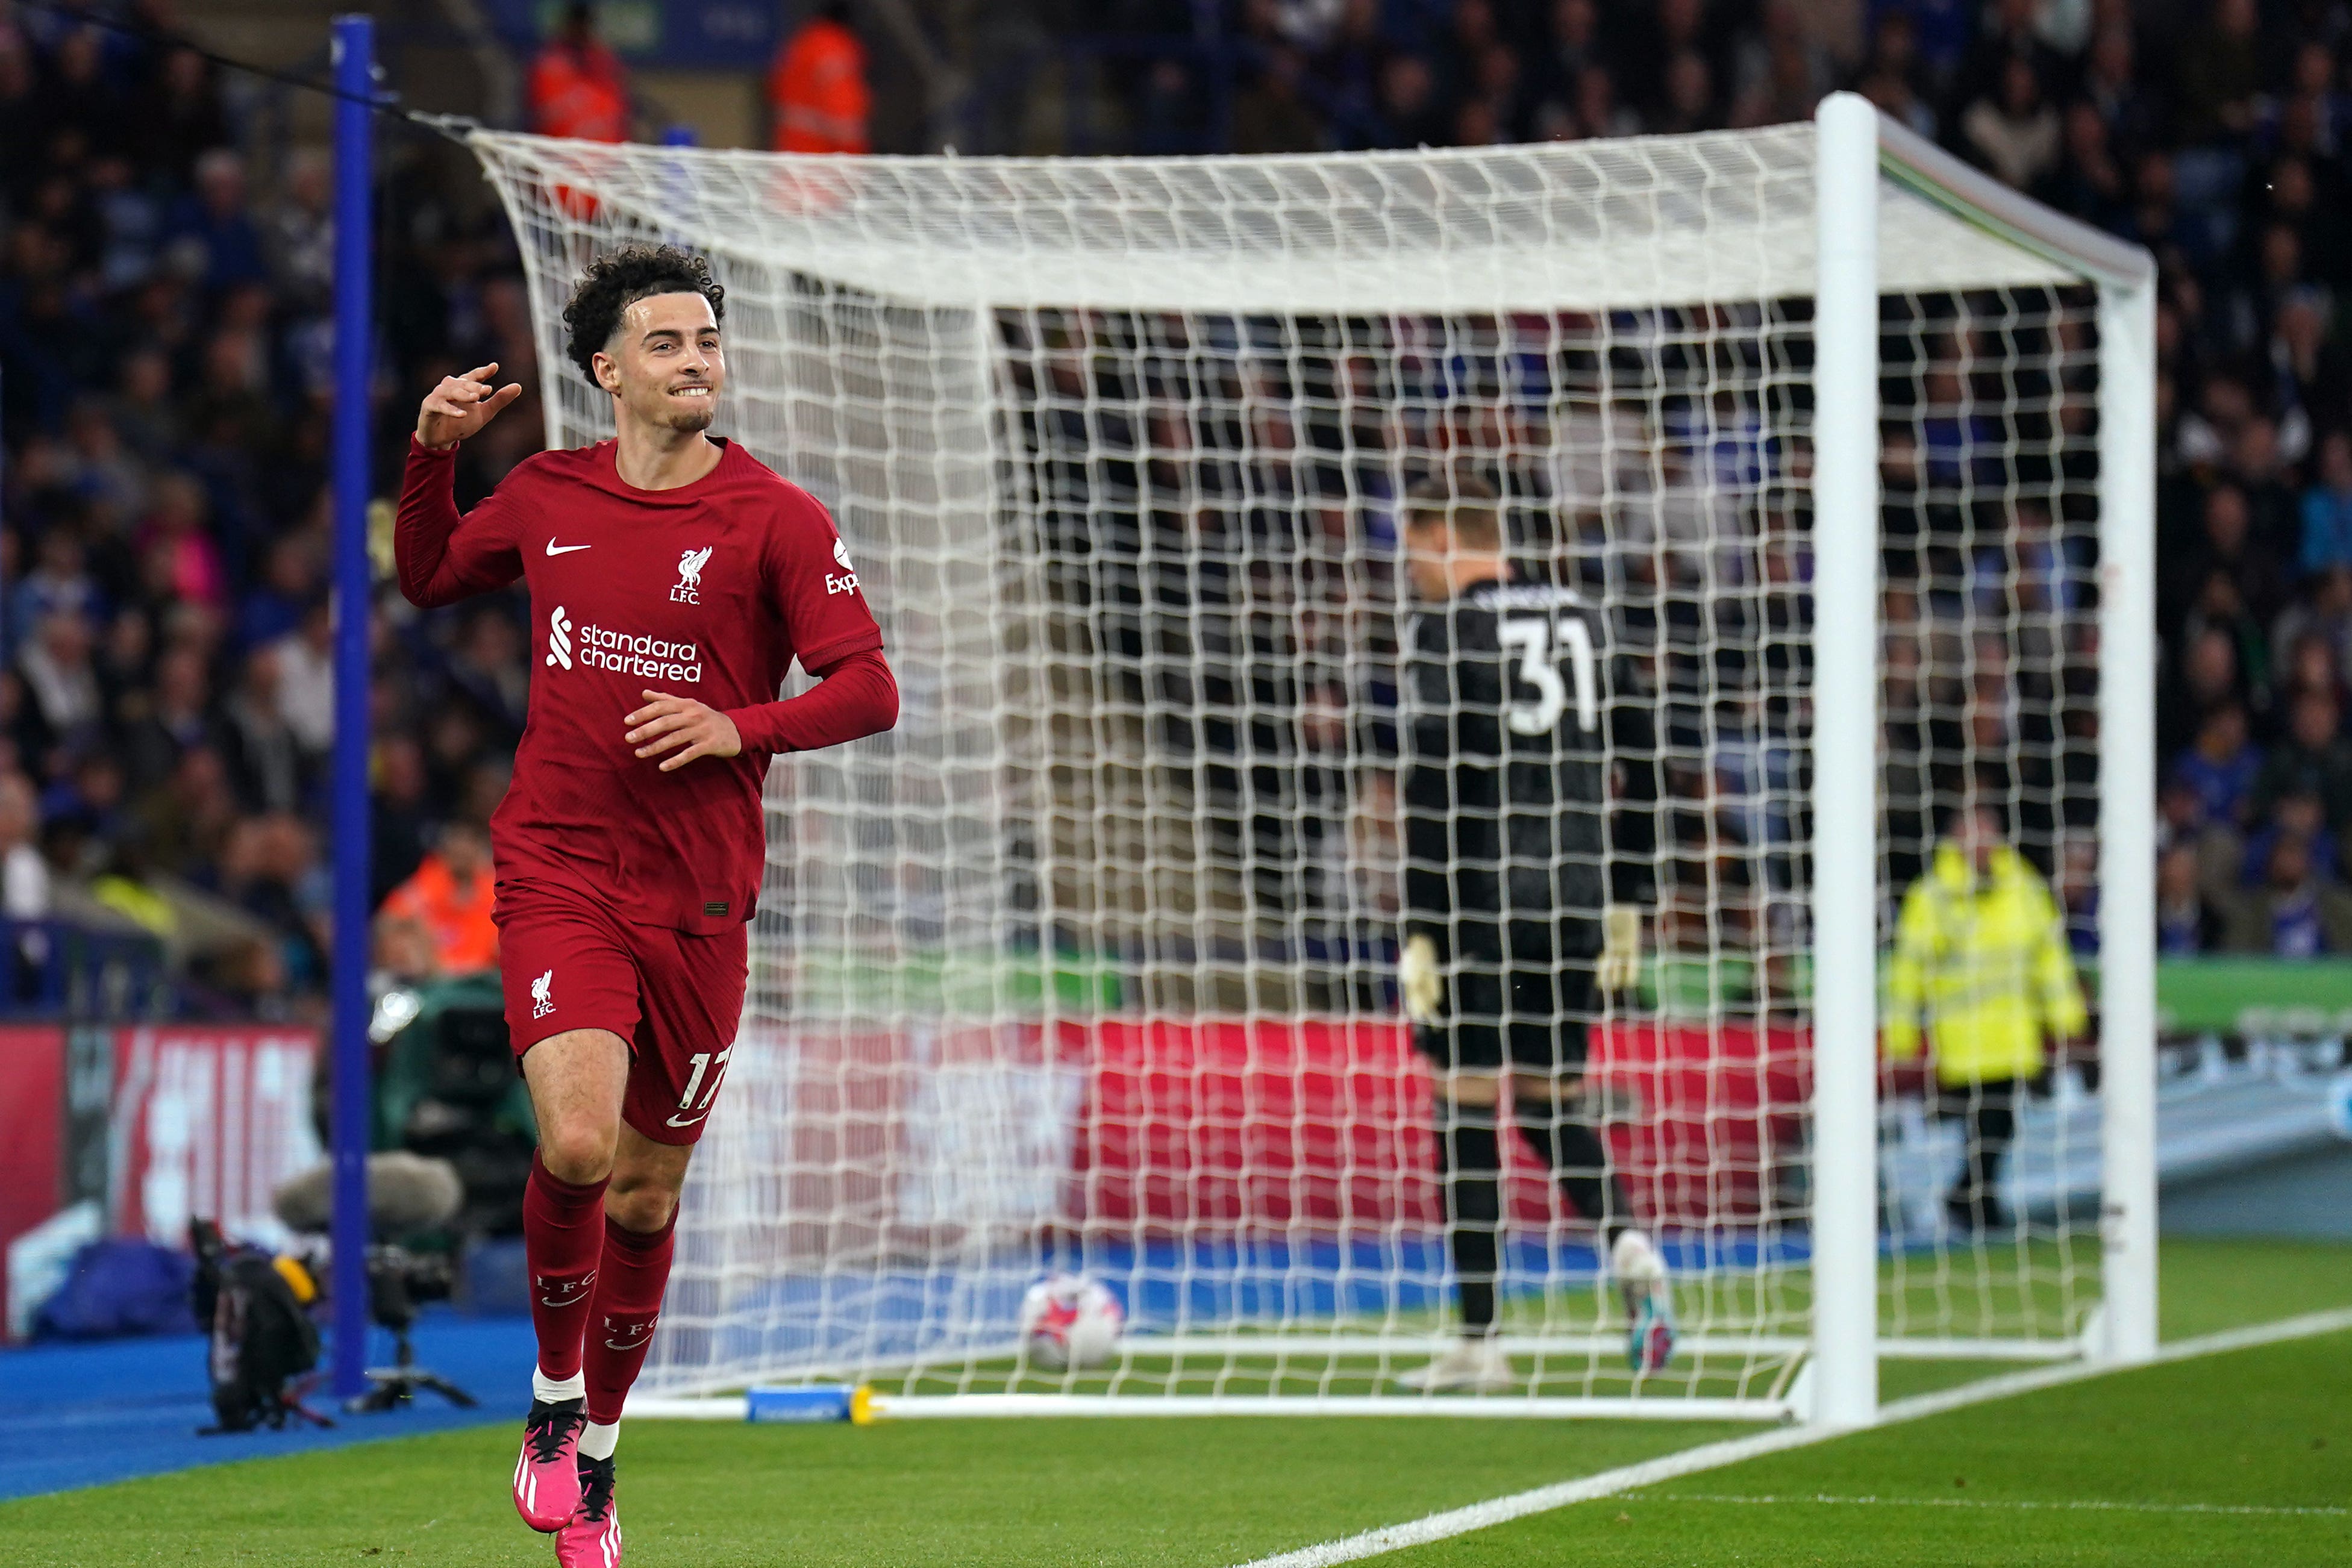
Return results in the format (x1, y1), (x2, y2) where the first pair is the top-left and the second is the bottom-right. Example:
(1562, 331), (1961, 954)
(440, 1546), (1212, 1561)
(395, 244), (896, 1565)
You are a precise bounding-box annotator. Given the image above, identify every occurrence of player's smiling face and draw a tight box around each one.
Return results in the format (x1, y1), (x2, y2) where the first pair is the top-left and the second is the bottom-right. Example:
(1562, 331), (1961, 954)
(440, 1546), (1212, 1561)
(596, 291), (725, 436)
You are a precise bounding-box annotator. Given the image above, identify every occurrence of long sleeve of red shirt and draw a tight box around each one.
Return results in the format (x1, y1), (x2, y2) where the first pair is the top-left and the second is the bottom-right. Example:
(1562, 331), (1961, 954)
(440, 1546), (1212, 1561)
(396, 437), (527, 608)
(725, 646), (896, 754)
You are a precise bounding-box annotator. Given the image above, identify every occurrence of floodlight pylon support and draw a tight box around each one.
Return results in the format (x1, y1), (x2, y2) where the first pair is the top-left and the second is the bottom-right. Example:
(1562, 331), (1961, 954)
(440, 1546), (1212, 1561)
(329, 11), (377, 1403)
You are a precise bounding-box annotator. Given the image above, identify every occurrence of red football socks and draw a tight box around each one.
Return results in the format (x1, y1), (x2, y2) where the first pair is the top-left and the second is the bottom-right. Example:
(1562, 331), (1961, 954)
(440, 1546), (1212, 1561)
(522, 1152), (610, 1382)
(583, 1209), (677, 1425)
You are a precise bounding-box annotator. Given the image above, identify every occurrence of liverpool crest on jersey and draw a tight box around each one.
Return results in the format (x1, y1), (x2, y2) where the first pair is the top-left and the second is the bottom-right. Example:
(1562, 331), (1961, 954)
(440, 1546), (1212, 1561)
(671, 546), (713, 603)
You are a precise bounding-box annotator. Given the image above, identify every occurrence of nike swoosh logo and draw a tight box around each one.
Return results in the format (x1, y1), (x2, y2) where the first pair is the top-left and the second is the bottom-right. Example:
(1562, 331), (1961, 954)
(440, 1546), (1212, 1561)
(546, 540), (592, 555)
(603, 1335), (652, 1351)
(666, 1111), (710, 1128)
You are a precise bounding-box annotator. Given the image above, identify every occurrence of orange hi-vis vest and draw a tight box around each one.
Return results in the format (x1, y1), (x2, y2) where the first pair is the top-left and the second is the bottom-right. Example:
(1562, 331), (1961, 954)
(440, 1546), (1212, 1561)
(381, 852), (500, 975)
(529, 39), (629, 143)
(768, 18), (869, 153)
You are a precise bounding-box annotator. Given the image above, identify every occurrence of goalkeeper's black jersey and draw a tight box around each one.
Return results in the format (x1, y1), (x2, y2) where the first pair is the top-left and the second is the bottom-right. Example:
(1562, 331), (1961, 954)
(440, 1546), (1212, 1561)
(1401, 576), (1609, 956)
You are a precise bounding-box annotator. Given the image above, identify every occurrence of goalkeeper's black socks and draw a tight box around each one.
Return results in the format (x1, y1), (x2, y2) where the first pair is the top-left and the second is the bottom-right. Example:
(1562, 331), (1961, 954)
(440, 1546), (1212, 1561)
(1433, 1098), (1503, 1336)
(1514, 1096), (1634, 1245)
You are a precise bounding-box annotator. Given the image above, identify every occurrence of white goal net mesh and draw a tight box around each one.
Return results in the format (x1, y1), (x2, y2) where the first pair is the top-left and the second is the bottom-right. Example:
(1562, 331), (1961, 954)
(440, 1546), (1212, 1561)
(468, 122), (2116, 1409)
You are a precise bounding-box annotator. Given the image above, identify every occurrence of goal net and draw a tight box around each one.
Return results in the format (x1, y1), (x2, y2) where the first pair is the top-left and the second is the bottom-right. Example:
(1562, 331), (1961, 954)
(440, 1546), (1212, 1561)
(464, 99), (2154, 1420)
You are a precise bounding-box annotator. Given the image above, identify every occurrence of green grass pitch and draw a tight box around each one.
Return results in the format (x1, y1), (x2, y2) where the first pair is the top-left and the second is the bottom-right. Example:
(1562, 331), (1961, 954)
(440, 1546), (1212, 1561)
(5, 1237), (2345, 1566)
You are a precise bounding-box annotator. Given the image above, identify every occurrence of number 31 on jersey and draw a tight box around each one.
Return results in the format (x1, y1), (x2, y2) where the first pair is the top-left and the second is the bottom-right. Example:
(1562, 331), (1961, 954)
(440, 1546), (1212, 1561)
(1500, 616), (1598, 736)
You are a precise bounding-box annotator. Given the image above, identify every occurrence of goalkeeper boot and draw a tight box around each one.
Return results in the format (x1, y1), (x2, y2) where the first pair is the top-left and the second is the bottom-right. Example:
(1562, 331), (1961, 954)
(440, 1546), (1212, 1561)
(555, 1454), (621, 1568)
(1610, 1229), (1678, 1375)
(513, 1396), (588, 1532)
(1395, 1336), (1518, 1393)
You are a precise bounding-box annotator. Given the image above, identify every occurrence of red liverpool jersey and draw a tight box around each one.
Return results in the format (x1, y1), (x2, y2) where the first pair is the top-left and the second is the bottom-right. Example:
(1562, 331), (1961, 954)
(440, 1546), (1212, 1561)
(396, 436), (892, 934)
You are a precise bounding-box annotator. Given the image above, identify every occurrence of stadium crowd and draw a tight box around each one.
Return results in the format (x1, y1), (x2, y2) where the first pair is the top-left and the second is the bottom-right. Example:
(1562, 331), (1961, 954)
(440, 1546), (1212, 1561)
(1046, 0), (2352, 967)
(2, 0), (2351, 1022)
(0, 0), (522, 1016)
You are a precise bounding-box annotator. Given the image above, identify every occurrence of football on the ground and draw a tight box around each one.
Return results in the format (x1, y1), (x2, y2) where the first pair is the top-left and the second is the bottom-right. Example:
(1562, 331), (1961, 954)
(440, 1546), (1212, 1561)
(1018, 1273), (1124, 1371)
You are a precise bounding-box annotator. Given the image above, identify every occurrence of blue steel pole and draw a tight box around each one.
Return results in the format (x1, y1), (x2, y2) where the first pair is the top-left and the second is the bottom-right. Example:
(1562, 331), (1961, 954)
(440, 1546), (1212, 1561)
(329, 12), (376, 1405)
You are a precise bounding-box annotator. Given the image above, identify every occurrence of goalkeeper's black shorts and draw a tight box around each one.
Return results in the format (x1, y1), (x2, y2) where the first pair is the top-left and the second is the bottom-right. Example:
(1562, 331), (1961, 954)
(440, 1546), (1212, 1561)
(1412, 916), (1600, 1075)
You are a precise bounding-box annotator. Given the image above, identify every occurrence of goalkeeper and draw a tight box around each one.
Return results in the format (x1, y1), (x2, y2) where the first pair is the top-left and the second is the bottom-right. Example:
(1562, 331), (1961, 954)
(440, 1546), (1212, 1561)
(1392, 476), (1673, 1393)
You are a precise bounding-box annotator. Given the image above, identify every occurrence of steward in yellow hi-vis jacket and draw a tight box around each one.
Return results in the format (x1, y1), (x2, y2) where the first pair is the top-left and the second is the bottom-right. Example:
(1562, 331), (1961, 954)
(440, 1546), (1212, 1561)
(1883, 806), (2089, 1231)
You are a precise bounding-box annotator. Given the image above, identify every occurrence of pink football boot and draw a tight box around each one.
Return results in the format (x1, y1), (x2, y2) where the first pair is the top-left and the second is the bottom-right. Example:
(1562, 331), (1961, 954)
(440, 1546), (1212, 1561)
(555, 1455), (622, 1567)
(512, 1398), (587, 1532)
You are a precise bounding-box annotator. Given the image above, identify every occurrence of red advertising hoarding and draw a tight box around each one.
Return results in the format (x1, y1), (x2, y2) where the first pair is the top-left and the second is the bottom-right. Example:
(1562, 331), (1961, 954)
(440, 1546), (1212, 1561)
(1074, 1017), (1809, 1230)
(755, 1016), (1809, 1247)
(0, 1025), (66, 1331)
(111, 1025), (323, 1248)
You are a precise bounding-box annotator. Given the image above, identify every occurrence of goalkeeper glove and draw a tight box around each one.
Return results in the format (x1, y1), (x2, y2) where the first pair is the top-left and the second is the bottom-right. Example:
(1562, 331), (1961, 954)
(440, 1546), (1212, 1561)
(1400, 934), (1443, 1025)
(1597, 904), (1644, 993)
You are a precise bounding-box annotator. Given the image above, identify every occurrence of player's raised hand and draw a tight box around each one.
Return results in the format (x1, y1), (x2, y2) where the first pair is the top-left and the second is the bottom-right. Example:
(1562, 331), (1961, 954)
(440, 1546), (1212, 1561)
(416, 363), (524, 450)
(626, 690), (743, 771)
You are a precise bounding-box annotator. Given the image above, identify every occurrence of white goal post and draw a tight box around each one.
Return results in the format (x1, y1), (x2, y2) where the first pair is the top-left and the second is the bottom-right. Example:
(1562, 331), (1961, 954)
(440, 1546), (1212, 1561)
(462, 92), (2156, 1427)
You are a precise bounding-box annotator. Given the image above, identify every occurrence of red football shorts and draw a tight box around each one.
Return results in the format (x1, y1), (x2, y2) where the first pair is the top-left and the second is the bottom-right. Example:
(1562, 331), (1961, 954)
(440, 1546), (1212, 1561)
(495, 881), (749, 1146)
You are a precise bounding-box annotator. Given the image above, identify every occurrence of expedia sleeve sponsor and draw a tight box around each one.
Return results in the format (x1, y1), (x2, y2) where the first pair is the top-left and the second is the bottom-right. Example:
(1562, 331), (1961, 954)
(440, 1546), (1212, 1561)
(826, 536), (859, 596)
(577, 619), (704, 683)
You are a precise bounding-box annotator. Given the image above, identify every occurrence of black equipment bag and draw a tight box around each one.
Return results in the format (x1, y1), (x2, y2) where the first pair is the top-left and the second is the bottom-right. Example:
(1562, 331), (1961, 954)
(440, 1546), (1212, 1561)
(191, 1220), (327, 1433)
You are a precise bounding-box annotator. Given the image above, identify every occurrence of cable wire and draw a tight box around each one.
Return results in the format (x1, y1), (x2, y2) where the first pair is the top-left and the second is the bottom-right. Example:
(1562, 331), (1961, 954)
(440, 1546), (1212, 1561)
(10, 0), (479, 140)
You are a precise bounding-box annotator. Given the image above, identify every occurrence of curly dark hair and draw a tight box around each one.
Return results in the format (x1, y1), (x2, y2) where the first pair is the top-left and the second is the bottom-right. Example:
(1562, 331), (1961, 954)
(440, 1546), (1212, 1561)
(561, 243), (726, 387)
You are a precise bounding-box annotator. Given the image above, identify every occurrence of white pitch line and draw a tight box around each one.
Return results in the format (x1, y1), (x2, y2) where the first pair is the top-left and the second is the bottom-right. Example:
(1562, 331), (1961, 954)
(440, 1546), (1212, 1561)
(1877, 1304), (2352, 1425)
(1222, 1424), (1838, 1568)
(1229, 1307), (2352, 1568)
(1649, 1493), (2350, 1519)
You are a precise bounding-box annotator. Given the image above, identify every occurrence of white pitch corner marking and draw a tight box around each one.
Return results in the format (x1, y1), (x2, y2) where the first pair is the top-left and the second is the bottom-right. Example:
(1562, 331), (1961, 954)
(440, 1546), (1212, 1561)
(1226, 1307), (2352, 1568)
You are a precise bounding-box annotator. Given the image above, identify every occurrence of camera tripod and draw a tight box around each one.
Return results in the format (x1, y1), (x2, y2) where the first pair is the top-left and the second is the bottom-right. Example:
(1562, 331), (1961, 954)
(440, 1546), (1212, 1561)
(346, 1326), (478, 1413)
(345, 1247), (478, 1414)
